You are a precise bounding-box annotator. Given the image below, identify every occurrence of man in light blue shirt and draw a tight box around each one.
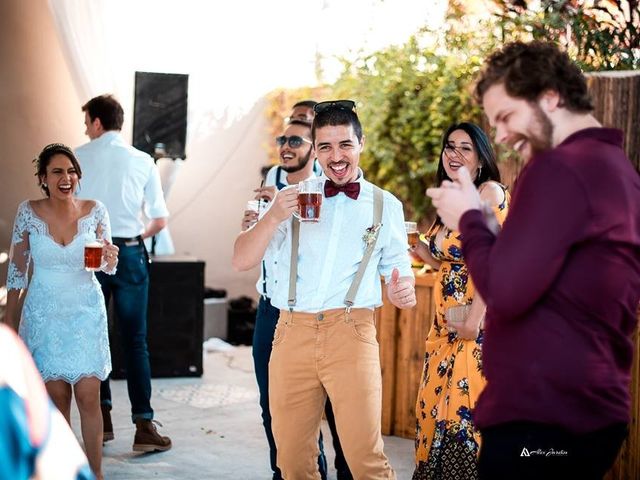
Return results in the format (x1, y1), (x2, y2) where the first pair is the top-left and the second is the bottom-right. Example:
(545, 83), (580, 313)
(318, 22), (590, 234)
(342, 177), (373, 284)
(243, 115), (351, 480)
(75, 94), (171, 452)
(233, 100), (416, 479)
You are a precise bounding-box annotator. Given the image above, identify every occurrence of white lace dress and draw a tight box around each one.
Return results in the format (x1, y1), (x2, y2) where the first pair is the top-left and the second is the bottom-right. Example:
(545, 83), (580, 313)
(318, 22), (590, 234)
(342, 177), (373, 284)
(7, 200), (112, 384)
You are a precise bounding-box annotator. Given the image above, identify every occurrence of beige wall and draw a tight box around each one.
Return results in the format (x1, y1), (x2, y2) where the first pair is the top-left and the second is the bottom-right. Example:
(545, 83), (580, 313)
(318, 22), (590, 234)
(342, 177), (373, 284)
(166, 100), (267, 299)
(0, 0), (268, 301)
(0, 0), (85, 279)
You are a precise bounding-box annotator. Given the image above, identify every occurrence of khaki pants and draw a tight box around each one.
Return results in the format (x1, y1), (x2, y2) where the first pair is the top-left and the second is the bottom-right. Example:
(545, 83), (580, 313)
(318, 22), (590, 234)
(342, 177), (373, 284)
(269, 308), (395, 480)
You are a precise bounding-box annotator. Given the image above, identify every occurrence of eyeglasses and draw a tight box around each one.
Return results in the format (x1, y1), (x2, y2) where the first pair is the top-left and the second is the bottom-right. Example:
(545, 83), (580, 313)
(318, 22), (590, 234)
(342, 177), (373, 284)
(313, 100), (356, 114)
(275, 135), (312, 148)
(444, 143), (473, 159)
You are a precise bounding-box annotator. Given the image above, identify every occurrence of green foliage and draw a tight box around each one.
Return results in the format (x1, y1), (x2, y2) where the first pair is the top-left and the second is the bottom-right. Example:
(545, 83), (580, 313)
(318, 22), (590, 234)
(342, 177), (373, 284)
(264, 0), (638, 223)
(491, 0), (640, 70)
(330, 29), (494, 221)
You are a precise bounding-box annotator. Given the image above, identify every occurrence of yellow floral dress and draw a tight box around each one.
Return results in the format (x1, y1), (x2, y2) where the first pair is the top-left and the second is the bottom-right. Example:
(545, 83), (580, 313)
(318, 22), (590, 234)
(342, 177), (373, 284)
(413, 185), (509, 480)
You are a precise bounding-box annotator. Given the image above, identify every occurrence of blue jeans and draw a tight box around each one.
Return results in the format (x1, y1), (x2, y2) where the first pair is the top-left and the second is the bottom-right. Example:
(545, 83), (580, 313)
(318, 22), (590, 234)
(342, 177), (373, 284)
(97, 240), (153, 423)
(253, 297), (352, 480)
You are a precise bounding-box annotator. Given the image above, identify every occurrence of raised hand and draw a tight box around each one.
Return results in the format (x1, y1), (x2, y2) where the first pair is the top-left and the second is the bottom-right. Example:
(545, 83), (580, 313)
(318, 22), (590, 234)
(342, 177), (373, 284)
(426, 166), (481, 231)
(241, 210), (259, 231)
(387, 268), (417, 309)
(266, 186), (299, 223)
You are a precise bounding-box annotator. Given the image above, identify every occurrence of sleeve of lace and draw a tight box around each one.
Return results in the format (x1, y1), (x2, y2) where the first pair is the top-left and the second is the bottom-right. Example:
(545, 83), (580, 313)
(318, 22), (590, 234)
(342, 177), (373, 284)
(94, 202), (117, 275)
(94, 202), (112, 244)
(7, 202), (32, 291)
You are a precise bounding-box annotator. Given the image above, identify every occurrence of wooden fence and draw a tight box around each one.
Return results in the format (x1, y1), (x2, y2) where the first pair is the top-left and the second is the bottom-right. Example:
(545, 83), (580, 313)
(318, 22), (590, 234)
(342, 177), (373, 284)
(587, 71), (640, 172)
(376, 272), (436, 438)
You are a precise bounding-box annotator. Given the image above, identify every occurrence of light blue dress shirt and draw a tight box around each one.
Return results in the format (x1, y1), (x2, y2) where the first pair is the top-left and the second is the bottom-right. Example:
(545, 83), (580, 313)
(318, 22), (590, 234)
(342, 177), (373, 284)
(268, 171), (413, 313)
(75, 131), (169, 238)
(256, 163), (321, 298)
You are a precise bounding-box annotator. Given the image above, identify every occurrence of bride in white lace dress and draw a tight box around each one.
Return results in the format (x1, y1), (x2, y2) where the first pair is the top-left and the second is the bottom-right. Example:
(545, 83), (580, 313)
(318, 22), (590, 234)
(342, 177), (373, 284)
(4, 144), (119, 480)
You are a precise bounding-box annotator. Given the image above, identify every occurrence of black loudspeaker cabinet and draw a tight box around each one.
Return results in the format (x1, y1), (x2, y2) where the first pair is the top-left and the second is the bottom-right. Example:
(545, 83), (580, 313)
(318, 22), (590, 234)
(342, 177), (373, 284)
(110, 256), (204, 378)
(132, 71), (188, 159)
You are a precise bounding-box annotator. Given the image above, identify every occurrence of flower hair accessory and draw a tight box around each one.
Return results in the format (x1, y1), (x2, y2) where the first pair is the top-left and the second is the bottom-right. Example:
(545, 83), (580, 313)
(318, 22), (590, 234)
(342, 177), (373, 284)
(362, 222), (382, 248)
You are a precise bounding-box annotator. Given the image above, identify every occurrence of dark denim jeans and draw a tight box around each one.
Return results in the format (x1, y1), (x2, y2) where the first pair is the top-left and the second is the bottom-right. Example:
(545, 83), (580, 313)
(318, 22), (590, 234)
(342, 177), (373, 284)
(97, 241), (153, 423)
(253, 297), (352, 480)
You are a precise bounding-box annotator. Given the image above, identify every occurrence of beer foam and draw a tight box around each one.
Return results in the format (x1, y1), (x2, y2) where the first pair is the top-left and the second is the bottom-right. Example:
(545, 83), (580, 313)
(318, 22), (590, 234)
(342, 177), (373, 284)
(85, 241), (103, 248)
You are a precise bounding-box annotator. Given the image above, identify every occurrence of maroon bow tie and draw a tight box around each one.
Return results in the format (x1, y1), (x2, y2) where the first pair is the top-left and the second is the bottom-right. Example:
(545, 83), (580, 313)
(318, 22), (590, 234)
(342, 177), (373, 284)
(324, 180), (361, 200)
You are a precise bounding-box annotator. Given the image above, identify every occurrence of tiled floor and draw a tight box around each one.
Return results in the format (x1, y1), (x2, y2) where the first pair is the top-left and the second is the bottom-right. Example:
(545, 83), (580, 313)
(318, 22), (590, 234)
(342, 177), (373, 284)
(71, 346), (415, 479)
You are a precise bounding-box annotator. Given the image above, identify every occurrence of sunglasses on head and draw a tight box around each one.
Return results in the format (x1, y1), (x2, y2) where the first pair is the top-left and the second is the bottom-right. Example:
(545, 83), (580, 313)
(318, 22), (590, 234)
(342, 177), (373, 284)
(275, 135), (312, 148)
(313, 100), (356, 114)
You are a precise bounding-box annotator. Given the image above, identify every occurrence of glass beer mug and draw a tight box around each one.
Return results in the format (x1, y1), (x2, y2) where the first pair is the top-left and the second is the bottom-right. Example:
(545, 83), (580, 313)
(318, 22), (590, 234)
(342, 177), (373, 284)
(405, 221), (419, 249)
(296, 178), (323, 223)
(84, 238), (104, 272)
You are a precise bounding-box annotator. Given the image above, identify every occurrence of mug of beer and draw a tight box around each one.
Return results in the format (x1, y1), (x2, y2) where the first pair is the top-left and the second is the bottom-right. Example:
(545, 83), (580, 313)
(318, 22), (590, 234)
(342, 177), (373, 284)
(296, 178), (323, 222)
(405, 221), (419, 249)
(84, 238), (104, 272)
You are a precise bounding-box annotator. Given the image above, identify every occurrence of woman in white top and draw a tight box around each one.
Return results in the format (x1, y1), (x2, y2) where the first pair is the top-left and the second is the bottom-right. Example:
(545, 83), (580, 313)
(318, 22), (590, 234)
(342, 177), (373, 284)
(5, 143), (119, 480)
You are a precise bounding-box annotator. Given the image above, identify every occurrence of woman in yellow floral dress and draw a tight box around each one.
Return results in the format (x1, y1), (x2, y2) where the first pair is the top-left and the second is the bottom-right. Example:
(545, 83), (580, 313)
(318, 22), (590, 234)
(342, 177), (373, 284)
(413, 123), (509, 480)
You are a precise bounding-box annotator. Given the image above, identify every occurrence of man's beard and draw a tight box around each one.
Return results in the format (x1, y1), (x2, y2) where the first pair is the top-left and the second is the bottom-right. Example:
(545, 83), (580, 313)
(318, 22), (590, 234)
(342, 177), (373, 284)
(528, 103), (554, 156)
(281, 148), (312, 173)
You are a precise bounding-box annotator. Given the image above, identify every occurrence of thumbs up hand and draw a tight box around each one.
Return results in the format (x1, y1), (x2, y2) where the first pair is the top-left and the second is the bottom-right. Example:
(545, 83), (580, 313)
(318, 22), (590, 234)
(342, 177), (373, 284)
(387, 267), (416, 309)
(426, 166), (481, 231)
(390, 268), (400, 285)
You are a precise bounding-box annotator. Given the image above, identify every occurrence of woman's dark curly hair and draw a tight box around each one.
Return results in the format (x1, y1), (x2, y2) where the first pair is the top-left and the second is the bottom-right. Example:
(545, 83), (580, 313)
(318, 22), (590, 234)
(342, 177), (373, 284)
(34, 143), (82, 197)
(475, 41), (593, 112)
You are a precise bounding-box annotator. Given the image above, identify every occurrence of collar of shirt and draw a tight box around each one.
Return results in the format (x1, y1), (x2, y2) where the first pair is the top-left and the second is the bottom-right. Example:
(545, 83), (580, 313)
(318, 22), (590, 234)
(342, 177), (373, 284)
(558, 127), (623, 149)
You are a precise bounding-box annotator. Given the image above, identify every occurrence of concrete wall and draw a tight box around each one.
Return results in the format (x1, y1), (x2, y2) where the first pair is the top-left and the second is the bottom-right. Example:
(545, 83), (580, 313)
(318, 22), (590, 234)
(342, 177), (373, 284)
(0, 0), (85, 279)
(0, 0), (266, 300)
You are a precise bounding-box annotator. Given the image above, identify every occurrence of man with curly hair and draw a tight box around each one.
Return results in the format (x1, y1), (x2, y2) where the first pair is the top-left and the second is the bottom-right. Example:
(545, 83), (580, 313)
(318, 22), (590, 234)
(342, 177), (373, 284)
(427, 41), (640, 479)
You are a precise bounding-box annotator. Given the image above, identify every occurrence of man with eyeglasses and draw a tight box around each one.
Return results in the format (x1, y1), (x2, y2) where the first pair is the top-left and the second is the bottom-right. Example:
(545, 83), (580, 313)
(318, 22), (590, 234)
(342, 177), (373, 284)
(257, 101), (323, 200)
(233, 100), (416, 479)
(242, 115), (351, 480)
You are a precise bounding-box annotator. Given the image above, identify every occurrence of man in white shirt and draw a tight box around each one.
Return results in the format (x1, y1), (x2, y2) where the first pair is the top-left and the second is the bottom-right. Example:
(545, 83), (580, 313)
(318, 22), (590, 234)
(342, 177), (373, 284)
(233, 100), (416, 479)
(75, 94), (171, 452)
(243, 116), (351, 480)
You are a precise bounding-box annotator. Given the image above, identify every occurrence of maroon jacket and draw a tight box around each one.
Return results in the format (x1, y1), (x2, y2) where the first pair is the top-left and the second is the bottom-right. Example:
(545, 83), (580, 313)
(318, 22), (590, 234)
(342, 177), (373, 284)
(460, 128), (640, 433)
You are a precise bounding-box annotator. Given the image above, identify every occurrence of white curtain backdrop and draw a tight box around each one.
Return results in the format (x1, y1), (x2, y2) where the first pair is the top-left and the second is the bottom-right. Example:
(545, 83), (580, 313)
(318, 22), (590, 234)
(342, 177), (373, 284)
(46, 0), (447, 296)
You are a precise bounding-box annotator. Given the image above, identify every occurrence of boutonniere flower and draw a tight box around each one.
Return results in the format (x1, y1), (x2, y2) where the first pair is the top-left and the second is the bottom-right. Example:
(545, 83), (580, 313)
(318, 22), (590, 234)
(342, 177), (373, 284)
(362, 222), (382, 248)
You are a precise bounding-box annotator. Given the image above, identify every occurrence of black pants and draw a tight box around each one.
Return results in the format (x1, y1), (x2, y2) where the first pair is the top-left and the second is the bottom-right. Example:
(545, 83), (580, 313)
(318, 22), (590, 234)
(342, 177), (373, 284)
(479, 421), (628, 480)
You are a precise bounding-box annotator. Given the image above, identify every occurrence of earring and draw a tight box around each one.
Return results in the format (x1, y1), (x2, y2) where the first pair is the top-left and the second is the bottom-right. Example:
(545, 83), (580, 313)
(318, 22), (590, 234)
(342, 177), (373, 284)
(43, 183), (48, 188)
(476, 166), (482, 180)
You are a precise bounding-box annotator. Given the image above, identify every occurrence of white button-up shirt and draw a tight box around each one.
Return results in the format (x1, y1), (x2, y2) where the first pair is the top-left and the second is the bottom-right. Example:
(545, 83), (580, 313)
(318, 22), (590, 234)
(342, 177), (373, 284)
(75, 132), (169, 238)
(268, 172), (413, 313)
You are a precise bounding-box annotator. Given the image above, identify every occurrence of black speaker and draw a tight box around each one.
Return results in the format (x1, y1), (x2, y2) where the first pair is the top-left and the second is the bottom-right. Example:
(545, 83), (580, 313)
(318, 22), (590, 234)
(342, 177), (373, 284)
(132, 72), (188, 160)
(110, 256), (204, 378)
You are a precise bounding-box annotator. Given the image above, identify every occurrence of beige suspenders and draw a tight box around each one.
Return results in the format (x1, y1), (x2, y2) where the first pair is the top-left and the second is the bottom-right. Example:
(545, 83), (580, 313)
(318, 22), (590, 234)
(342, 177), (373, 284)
(288, 186), (384, 311)
(287, 216), (301, 308)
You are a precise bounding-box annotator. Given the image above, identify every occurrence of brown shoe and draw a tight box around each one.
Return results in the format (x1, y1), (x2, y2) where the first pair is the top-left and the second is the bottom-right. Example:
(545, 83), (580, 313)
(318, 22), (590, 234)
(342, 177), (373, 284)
(102, 405), (114, 442)
(133, 419), (172, 452)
